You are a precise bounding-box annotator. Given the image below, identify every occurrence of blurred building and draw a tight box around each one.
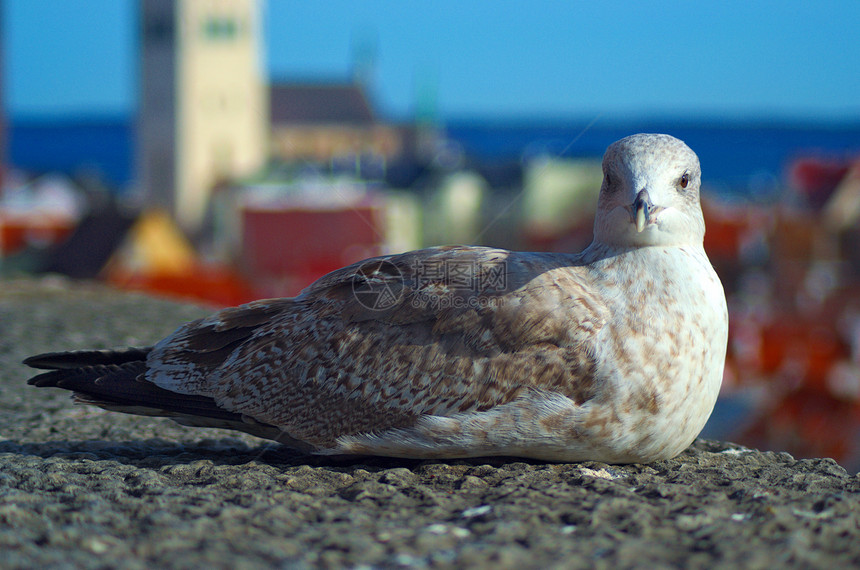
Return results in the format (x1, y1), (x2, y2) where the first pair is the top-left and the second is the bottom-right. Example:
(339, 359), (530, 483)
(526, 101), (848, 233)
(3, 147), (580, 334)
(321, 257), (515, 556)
(521, 158), (603, 252)
(138, 0), (268, 231)
(269, 82), (403, 170)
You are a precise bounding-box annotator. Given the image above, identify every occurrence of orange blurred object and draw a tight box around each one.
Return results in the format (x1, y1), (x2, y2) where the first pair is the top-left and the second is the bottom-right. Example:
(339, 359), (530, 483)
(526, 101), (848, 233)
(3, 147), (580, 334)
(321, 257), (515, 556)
(107, 264), (257, 308)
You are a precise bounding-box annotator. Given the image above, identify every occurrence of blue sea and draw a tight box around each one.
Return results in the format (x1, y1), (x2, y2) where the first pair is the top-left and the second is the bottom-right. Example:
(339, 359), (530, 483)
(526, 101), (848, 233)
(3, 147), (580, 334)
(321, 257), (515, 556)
(8, 116), (860, 197)
(8, 118), (135, 188)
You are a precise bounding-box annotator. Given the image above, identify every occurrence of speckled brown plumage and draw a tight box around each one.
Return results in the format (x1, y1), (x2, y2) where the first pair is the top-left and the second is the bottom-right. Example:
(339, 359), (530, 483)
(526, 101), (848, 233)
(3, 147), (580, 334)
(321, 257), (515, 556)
(25, 134), (728, 463)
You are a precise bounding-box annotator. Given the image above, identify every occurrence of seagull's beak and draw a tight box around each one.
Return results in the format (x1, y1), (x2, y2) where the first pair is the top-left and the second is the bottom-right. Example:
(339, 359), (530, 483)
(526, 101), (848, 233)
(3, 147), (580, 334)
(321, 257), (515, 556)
(632, 189), (653, 233)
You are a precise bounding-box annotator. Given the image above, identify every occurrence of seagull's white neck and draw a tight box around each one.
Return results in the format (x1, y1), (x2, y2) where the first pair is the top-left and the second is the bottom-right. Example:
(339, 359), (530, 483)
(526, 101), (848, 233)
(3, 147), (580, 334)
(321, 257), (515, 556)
(579, 238), (707, 267)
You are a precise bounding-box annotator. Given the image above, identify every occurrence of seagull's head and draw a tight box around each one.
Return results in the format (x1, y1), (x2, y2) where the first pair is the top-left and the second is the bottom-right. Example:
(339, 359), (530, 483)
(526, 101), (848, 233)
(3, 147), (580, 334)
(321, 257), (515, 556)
(593, 133), (705, 248)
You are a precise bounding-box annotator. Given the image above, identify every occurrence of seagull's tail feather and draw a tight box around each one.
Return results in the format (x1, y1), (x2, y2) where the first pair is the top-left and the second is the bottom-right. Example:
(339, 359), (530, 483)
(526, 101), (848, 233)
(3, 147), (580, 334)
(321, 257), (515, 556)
(23, 349), (299, 446)
(26, 349), (237, 421)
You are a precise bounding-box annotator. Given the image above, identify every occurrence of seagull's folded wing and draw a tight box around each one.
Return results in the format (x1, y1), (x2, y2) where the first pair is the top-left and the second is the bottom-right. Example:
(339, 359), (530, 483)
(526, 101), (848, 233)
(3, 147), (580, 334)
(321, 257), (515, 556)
(147, 246), (609, 447)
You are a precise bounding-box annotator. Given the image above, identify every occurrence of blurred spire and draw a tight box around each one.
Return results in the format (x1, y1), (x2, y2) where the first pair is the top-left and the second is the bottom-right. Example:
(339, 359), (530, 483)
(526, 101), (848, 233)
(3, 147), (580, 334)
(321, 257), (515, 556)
(350, 30), (378, 90)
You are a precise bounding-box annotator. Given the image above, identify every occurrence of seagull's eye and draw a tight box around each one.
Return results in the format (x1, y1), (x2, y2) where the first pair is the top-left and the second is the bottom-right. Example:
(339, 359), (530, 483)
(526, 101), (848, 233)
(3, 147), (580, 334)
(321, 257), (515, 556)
(679, 172), (690, 189)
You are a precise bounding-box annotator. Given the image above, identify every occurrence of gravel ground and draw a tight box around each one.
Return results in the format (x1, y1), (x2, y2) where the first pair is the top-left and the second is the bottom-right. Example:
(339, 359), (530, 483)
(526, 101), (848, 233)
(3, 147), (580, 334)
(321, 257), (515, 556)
(2, 277), (860, 569)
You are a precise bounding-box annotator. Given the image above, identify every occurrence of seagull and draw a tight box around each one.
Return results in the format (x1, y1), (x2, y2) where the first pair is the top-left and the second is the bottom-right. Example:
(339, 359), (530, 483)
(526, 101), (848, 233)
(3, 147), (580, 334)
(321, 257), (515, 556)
(25, 133), (728, 464)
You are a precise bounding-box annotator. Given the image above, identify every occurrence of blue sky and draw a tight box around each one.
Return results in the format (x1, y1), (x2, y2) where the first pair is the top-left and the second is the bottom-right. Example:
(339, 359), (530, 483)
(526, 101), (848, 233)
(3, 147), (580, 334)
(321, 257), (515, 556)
(4, 0), (860, 121)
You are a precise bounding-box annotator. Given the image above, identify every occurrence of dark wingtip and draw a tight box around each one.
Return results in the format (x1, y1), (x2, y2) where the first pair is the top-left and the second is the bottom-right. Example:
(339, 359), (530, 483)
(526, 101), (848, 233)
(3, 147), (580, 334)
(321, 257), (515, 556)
(23, 353), (60, 370)
(26, 370), (62, 387)
(23, 348), (152, 370)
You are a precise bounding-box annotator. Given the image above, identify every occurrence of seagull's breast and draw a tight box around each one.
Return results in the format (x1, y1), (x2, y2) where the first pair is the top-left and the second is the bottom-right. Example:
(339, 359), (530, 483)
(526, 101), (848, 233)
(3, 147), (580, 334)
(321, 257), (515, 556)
(583, 245), (729, 462)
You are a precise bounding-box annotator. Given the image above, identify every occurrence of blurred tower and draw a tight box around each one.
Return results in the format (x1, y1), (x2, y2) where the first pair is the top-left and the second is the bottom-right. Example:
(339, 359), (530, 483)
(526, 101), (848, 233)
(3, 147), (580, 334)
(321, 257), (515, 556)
(138, 0), (268, 231)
